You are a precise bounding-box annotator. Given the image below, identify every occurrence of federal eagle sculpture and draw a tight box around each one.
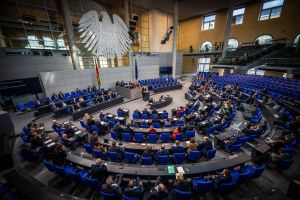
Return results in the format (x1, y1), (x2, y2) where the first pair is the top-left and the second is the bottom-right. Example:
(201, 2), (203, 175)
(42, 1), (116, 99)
(78, 10), (131, 58)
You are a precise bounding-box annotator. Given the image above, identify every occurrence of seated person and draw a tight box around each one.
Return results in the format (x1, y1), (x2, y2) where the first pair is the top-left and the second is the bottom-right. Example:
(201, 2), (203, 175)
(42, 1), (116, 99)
(112, 123), (124, 139)
(164, 119), (172, 127)
(148, 125), (157, 134)
(198, 136), (213, 152)
(108, 141), (124, 153)
(61, 133), (76, 148)
(159, 95), (165, 101)
(223, 136), (238, 151)
(91, 158), (107, 182)
(184, 122), (194, 132)
(142, 108), (150, 116)
(29, 133), (43, 149)
(157, 144), (169, 156)
(171, 140), (185, 153)
(52, 119), (62, 131)
(101, 175), (122, 198)
(212, 168), (233, 187)
(149, 182), (168, 200)
(52, 143), (67, 166)
(172, 126), (183, 140)
(64, 124), (75, 137)
(152, 109), (158, 114)
(124, 124), (134, 136)
(148, 98), (154, 105)
(142, 146), (155, 159)
(268, 149), (292, 168)
(173, 173), (191, 191)
(93, 140), (107, 152)
(123, 178), (144, 199)
(89, 131), (98, 146)
(186, 138), (198, 152)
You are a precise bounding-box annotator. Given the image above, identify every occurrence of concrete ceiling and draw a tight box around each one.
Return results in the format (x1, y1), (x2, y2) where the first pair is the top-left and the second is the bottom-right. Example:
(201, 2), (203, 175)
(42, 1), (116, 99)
(131, 0), (259, 20)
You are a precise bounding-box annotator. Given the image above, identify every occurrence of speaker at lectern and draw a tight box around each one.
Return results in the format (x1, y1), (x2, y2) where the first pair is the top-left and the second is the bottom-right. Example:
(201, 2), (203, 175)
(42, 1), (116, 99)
(0, 111), (15, 171)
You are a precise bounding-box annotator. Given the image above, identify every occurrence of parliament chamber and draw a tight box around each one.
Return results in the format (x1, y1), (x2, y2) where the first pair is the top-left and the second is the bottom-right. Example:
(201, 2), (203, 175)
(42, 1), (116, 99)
(0, 0), (300, 200)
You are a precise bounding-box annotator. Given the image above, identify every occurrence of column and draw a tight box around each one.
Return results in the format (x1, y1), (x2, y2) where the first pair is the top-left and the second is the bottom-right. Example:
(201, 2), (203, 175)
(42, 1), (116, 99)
(221, 7), (234, 60)
(171, 1), (178, 78)
(124, 0), (134, 80)
(61, 0), (80, 70)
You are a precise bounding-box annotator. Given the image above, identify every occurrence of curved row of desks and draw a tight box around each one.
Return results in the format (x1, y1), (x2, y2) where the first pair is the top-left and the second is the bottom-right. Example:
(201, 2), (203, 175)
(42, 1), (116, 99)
(66, 152), (251, 178)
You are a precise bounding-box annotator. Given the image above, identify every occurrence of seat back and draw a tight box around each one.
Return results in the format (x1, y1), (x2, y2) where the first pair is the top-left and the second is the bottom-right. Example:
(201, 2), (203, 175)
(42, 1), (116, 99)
(175, 133), (184, 141)
(133, 112), (140, 120)
(153, 122), (161, 128)
(122, 194), (140, 200)
(173, 189), (192, 200)
(142, 114), (148, 119)
(148, 134), (158, 143)
(252, 164), (266, 179)
(122, 132), (131, 142)
(54, 164), (65, 176)
(107, 151), (121, 162)
(110, 130), (118, 140)
(189, 150), (201, 161)
(87, 177), (100, 190)
(218, 181), (236, 196)
(193, 179), (213, 193)
(277, 158), (294, 171)
(140, 157), (153, 165)
(185, 131), (195, 140)
(157, 155), (169, 165)
(42, 159), (55, 172)
(92, 149), (103, 158)
(161, 132), (170, 142)
(124, 152), (137, 163)
(100, 191), (117, 200)
(83, 144), (93, 154)
(229, 143), (242, 153)
(134, 133), (144, 143)
(173, 153), (185, 164)
(206, 149), (217, 160)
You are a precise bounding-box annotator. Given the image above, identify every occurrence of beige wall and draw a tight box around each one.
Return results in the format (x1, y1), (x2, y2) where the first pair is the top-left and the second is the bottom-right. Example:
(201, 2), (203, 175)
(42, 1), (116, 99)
(178, 0), (300, 52)
(149, 9), (173, 52)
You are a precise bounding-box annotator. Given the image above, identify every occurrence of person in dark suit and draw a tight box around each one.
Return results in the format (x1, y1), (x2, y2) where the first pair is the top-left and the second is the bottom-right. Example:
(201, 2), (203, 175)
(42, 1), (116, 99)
(124, 124), (134, 137)
(173, 173), (191, 191)
(123, 178), (144, 199)
(90, 158), (107, 182)
(157, 144), (169, 156)
(108, 141), (123, 153)
(171, 140), (185, 153)
(89, 131), (98, 146)
(52, 143), (67, 166)
(213, 168), (233, 187)
(143, 146), (154, 159)
(64, 124), (75, 138)
(149, 183), (168, 200)
(184, 123), (194, 132)
(198, 136), (213, 152)
(152, 109), (158, 114)
(101, 175), (122, 198)
(112, 123), (123, 139)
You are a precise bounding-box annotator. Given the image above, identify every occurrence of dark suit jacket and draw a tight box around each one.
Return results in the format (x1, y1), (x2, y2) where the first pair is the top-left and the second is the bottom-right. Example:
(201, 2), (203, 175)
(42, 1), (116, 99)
(90, 164), (107, 181)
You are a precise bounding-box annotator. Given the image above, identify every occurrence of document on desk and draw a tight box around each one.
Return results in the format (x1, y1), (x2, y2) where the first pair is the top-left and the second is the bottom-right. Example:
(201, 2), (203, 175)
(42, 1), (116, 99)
(168, 165), (175, 174)
(176, 166), (185, 174)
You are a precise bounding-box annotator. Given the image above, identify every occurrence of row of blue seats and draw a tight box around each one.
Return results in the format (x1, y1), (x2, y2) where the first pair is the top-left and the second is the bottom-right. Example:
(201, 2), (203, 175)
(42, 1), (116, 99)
(42, 159), (268, 200)
(83, 144), (217, 164)
(110, 130), (195, 142)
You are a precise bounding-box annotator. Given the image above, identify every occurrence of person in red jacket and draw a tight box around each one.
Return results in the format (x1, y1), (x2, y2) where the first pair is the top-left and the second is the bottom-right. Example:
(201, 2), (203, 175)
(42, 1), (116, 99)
(148, 125), (157, 134)
(172, 126), (182, 139)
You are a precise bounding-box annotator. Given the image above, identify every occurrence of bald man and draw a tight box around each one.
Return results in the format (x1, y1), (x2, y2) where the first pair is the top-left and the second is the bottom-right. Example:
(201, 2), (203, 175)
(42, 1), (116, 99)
(156, 144), (169, 156)
(90, 158), (107, 182)
(149, 183), (169, 200)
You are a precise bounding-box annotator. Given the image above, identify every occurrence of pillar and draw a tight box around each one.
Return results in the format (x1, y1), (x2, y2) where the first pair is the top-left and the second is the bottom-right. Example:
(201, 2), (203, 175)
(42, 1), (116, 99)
(221, 7), (234, 60)
(124, 0), (134, 80)
(61, 0), (80, 70)
(171, 1), (178, 78)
